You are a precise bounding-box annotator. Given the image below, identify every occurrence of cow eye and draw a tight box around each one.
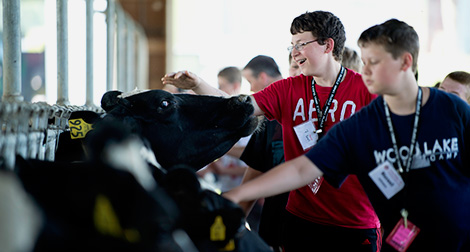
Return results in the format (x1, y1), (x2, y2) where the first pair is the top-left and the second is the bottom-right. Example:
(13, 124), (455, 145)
(160, 100), (170, 108)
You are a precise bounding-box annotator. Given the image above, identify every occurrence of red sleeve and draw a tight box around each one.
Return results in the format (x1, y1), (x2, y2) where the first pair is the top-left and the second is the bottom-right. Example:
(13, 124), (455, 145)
(252, 79), (287, 121)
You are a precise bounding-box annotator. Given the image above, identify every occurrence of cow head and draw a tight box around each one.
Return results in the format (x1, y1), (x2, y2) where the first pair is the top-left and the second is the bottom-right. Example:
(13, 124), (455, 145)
(100, 89), (259, 171)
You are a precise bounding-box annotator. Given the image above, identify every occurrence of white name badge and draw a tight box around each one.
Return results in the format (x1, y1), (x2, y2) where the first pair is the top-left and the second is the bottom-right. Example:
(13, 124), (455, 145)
(293, 120), (318, 151)
(368, 161), (405, 199)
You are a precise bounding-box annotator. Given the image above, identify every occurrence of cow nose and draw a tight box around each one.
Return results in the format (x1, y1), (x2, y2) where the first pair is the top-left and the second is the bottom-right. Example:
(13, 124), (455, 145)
(229, 95), (253, 113)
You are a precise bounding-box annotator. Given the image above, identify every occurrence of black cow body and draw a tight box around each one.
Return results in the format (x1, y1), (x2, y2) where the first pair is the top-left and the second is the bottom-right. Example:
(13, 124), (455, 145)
(16, 156), (182, 252)
(13, 89), (271, 251)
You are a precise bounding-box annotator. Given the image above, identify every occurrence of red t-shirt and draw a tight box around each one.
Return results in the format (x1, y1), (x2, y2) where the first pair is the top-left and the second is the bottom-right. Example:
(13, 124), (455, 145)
(253, 69), (380, 228)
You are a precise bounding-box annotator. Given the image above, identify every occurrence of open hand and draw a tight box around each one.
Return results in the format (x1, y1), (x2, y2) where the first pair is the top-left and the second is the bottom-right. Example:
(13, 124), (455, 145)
(161, 70), (201, 90)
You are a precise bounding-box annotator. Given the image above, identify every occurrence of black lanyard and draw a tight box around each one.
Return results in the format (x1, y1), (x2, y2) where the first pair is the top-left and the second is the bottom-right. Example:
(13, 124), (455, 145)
(311, 66), (345, 133)
(383, 87), (422, 173)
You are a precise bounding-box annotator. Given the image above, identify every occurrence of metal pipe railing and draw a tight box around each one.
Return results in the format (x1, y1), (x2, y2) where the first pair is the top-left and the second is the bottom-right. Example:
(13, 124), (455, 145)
(56, 0), (70, 105)
(116, 4), (126, 91)
(126, 15), (135, 91)
(86, 0), (94, 106)
(0, 0), (149, 170)
(106, 0), (116, 91)
(2, 0), (23, 102)
(135, 24), (149, 90)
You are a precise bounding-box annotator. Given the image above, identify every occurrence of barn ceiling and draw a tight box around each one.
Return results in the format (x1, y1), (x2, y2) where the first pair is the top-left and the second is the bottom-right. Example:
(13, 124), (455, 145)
(118, 0), (166, 38)
(118, 0), (166, 89)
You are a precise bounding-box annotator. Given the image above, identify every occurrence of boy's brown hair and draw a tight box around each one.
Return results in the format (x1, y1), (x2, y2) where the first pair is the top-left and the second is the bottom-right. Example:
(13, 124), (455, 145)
(243, 55), (282, 78)
(446, 71), (470, 102)
(218, 66), (242, 83)
(446, 71), (470, 86)
(290, 11), (346, 62)
(358, 19), (420, 74)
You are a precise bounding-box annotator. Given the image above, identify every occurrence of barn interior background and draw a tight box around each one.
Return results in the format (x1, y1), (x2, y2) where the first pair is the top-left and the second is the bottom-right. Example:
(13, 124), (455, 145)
(0, 0), (469, 170)
(0, 0), (469, 106)
(0, 0), (469, 250)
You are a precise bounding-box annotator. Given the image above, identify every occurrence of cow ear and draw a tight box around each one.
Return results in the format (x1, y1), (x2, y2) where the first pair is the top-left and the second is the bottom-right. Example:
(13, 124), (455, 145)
(101, 90), (123, 112)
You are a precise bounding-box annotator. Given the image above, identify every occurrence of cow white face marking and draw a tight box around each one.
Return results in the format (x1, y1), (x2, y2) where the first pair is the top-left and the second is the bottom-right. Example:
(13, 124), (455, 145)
(117, 88), (150, 99)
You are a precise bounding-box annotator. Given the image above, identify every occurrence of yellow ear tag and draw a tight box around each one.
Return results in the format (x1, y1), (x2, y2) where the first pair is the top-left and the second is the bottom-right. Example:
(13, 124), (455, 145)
(220, 239), (235, 251)
(69, 118), (93, 139)
(210, 215), (226, 241)
(93, 194), (141, 243)
(93, 194), (123, 238)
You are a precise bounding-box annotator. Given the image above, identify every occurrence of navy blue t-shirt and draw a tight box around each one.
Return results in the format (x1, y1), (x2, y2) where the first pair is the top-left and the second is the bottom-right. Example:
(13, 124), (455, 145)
(305, 88), (470, 251)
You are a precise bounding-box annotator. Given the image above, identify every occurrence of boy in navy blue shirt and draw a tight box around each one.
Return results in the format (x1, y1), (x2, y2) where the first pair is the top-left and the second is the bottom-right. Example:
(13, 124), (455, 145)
(224, 19), (470, 251)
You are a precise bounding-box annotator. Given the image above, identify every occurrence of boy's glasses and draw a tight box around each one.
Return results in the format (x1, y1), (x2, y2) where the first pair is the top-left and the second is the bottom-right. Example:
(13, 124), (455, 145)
(287, 39), (318, 53)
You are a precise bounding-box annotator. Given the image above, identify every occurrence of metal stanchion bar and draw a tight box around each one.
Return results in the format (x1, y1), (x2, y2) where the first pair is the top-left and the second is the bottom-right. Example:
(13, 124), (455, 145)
(116, 4), (126, 91)
(126, 16), (135, 91)
(86, 0), (94, 106)
(56, 0), (70, 105)
(135, 24), (149, 90)
(106, 0), (116, 91)
(2, 0), (23, 102)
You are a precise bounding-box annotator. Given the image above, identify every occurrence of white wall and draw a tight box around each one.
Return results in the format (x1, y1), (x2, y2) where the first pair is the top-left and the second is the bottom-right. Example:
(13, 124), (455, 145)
(167, 0), (470, 94)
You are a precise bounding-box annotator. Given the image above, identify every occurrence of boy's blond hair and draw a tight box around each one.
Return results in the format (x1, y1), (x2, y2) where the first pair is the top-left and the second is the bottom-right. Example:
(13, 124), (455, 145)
(358, 19), (419, 74)
(341, 47), (362, 73)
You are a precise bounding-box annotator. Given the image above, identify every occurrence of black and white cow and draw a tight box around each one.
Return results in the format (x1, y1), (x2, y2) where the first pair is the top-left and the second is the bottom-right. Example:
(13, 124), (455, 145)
(56, 89), (259, 171)
(14, 89), (272, 252)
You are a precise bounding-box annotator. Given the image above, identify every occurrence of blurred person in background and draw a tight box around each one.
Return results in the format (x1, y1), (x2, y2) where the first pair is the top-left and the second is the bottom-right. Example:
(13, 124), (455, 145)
(342, 46), (363, 73)
(439, 71), (470, 104)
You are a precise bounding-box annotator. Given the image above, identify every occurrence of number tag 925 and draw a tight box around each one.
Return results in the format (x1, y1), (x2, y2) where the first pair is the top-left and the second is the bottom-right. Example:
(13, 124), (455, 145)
(69, 118), (94, 139)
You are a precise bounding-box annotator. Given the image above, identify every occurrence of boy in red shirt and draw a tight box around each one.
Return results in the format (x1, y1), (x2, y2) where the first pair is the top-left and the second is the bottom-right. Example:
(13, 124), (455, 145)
(163, 11), (380, 252)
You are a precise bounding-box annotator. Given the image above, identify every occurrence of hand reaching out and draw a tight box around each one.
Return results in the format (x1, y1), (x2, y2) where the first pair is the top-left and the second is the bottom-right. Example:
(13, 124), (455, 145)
(162, 70), (229, 96)
(161, 70), (201, 91)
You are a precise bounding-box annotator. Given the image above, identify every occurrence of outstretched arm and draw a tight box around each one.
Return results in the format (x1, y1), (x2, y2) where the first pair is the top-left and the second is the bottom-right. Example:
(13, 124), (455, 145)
(162, 70), (228, 96)
(162, 70), (265, 117)
(223, 155), (323, 204)
(238, 167), (263, 215)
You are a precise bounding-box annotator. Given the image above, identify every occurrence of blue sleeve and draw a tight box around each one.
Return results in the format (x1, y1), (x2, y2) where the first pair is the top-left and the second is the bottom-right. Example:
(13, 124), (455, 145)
(441, 91), (470, 171)
(304, 117), (357, 188)
(457, 98), (470, 170)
